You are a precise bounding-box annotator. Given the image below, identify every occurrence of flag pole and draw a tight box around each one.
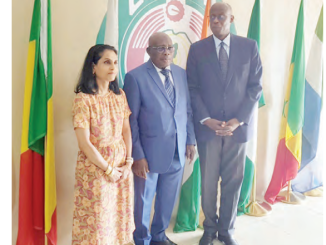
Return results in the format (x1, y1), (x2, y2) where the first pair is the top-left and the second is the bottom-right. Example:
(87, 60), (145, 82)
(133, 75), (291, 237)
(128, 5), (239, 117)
(277, 180), (306, 204)
(245, 168), (272, 216)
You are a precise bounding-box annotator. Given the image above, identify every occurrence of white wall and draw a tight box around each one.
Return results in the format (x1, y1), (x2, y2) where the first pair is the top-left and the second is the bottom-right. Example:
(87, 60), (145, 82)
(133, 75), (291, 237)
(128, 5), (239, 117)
(12, 0), (323, 244)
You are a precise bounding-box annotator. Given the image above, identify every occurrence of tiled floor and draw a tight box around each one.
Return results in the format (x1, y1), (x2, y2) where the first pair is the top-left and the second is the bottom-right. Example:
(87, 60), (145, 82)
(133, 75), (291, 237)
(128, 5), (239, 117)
(165, 196), (323, 245)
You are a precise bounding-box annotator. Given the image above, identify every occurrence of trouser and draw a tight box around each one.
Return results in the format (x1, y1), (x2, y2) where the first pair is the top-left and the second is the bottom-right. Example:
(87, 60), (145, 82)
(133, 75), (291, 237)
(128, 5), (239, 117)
(133, 154), (183, 245)
(198, 136), (246, 236)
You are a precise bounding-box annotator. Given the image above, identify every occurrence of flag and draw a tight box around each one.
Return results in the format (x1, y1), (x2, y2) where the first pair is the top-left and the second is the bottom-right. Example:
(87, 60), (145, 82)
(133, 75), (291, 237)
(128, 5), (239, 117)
(200, 0), (211, 39)
(96, 0), (118, 49)
(173, 0), (239, 231)
(173, 0), (211, 232)
(264, 0), (305, 204)
(292, 7), (323, 193)
(96, 0), (120, 87)
(173, 156), (202, 232)
(16, 0), (57, 244)
(237, 0), (266, 216)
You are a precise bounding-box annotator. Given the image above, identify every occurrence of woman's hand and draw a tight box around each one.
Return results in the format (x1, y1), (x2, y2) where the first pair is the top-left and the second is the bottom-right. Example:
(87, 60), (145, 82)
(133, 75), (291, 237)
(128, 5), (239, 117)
(107, 166), (123, 182)
(119, 164), (132, 181)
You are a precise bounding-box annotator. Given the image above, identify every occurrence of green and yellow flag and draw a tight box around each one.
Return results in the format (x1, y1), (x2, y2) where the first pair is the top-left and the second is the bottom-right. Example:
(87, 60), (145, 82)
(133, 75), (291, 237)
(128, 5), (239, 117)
(265, 0), (305, 204)
(16, 0), (57, 244)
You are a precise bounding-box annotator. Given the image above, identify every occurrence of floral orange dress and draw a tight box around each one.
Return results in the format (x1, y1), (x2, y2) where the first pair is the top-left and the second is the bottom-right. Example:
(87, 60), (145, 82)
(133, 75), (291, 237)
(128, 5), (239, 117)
(71, 89), (134, 245)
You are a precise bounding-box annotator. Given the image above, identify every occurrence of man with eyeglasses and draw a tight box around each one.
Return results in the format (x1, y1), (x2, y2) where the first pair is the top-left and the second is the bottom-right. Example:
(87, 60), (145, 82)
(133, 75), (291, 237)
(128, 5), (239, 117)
(186, 3), (262, 245)
(124, 32), (196, 245)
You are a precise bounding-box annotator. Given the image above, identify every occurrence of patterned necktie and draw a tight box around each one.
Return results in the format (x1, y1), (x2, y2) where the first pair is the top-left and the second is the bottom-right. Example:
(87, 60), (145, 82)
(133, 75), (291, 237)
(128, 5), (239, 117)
(219, 41), (228, 82)
(160, 69), (175, 107)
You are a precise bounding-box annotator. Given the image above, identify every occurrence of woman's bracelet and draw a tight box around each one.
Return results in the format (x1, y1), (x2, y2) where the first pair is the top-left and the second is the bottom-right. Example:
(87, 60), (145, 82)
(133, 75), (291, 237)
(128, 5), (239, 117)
(105, 164), (113, 176)
(126, 157), (133, 168)
(126, 157), (133, 163)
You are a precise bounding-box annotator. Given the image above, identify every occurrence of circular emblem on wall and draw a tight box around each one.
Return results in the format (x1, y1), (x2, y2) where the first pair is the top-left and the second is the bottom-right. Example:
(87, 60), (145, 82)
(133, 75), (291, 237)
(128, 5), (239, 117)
(166, 0), (185, 22)
(118, 1), (205, 81)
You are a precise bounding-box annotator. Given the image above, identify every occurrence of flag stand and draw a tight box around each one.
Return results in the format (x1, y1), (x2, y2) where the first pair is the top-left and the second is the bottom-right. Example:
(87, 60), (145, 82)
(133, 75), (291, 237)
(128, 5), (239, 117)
(304, 187), (323, 197)
(278, 180), (306, 204)
(246, 169), (272, 216)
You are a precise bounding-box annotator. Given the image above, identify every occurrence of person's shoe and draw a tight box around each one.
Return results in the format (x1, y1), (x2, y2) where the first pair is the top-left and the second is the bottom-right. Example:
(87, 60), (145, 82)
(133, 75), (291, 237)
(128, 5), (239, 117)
(217, 234), (239, 245)
(166, 237), (177, 245)
(199, 232), (216, 245)
(150, 237), (177, 245)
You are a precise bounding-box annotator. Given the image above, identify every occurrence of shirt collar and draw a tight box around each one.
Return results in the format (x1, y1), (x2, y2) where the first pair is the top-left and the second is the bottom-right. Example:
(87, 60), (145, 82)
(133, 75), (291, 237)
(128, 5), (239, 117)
(213, 33), (231, 48)
(152, 61), (171, 73)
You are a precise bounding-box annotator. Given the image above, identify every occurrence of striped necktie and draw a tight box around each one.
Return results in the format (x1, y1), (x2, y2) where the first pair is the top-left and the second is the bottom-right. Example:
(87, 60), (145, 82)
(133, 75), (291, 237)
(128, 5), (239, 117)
(160, 69), (175, 107)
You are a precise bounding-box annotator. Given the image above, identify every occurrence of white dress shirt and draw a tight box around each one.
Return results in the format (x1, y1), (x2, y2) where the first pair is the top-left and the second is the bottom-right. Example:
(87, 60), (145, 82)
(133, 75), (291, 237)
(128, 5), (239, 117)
(213, 33), (230, 59)
(152, 62), (174, 86)
(200, 34), (231, 124)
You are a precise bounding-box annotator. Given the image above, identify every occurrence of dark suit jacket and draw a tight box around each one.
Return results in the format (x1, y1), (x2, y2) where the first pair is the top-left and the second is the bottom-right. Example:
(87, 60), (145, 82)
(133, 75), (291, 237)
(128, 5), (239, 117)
(187, 34), (263, 143)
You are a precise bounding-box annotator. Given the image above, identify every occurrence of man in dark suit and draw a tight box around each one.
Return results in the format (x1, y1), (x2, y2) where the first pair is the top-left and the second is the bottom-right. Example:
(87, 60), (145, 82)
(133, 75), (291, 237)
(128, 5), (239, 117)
(124, 32), (196, 245)
(186, 3), (262, 245)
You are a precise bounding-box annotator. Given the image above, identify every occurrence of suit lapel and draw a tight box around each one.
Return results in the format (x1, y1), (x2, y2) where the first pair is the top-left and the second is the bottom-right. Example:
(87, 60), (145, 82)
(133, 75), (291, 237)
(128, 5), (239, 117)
(204, 36), (224, 84)
(206, 36), (222, 81)
(146, 60), (174, 107)
(224, 34), (236, 90)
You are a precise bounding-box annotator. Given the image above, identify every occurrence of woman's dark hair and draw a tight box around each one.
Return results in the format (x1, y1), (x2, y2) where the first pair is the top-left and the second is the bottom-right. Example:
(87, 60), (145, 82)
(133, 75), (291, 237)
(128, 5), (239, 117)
(75, 44), (121, 95)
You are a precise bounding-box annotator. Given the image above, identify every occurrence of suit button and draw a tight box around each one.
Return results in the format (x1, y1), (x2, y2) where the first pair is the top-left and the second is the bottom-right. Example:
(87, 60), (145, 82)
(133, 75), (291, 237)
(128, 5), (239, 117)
(221, 110), (225, 114)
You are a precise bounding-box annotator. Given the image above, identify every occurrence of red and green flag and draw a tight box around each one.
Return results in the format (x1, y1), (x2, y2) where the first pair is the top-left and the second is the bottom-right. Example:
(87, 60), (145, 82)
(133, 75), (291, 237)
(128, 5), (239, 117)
(264, 0), (305, 204)
(16, 0), (57, 244)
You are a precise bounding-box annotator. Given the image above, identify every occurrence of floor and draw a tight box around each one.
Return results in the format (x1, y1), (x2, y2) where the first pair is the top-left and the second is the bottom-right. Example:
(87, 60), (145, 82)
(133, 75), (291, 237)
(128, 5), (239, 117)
(165, 196), (324, 245)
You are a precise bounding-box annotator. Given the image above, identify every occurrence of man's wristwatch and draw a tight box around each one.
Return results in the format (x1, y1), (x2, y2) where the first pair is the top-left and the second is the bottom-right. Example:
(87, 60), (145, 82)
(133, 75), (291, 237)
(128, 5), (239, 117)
(239, 122), (244, 126)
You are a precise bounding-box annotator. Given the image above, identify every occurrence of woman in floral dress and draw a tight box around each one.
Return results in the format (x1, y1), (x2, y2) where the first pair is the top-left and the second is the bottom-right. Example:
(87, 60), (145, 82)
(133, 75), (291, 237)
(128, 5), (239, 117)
(72, 44), (134, 245)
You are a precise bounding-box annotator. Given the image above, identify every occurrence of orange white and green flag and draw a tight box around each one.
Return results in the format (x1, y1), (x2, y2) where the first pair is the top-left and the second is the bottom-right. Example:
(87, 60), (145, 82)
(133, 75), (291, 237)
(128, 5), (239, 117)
(264, 0), (305, 204)
(16, 0), (57, 244)
(173, 0), (212, 233)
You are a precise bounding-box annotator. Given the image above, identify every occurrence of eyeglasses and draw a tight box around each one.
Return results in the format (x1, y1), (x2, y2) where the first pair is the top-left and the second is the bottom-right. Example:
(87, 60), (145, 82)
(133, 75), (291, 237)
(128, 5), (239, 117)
(209, 14), (232, 22)
(149, 46), (175, 53)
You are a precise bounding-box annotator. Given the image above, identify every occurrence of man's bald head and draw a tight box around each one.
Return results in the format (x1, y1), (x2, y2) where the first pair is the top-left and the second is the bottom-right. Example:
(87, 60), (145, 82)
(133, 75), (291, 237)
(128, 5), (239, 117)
(210, 2), (233, 15)
(147, 32), (174, 69)
(148, 32), (172, 47)
(209, 2), (234, 40)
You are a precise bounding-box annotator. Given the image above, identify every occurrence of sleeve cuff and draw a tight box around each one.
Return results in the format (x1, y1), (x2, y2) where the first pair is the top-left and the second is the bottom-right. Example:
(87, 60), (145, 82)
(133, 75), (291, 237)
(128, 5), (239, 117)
(200, 117), (211, 124)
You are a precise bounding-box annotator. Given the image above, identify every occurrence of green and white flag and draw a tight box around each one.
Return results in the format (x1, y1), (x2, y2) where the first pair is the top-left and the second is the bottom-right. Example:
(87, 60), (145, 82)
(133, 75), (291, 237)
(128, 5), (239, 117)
(237, 0), (266, 215)
(96, 0), (118, 48)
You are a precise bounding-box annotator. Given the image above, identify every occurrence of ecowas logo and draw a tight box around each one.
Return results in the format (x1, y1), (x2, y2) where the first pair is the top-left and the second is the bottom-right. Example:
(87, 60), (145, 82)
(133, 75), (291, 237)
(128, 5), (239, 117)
(119, 0), (205, 80)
